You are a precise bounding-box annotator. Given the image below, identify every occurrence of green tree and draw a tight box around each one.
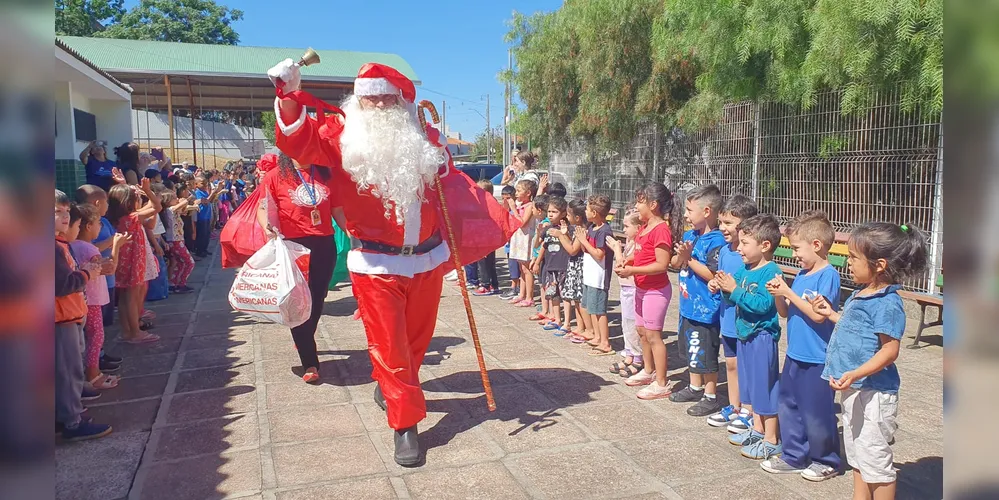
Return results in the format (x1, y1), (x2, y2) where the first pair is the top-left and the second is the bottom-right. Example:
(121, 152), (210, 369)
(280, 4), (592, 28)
(56, 0), (126, 37)
(469, 127), (505, 162)
(97, 0), (243, 45)
(260, 112), (276, 146)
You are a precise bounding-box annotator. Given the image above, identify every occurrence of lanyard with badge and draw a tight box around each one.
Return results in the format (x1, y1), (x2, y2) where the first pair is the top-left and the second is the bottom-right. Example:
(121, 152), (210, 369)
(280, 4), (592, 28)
(295, 166), (322, 226)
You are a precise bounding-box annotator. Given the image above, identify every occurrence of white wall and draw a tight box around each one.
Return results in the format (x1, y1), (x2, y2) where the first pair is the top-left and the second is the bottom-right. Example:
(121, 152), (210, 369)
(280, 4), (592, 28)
(55, 82), (76, 160)
(90, 99), (134, 154)
(132, 109), (269, 161)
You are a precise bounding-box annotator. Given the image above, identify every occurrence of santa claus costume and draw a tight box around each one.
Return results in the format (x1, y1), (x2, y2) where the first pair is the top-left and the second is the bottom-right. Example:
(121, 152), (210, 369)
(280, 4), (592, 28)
(269, 60), (454, 466)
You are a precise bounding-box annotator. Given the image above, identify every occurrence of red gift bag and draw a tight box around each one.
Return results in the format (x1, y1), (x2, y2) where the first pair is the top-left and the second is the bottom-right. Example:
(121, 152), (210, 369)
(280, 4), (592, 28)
(220, 188), (268, 268)
(435, 168), (523, 273)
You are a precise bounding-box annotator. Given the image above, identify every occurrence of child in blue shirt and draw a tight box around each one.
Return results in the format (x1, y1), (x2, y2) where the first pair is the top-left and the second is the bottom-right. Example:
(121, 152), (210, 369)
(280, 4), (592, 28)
(706, 194), (758, 432)
(760, 211), (842, 481)
(670, 185), (728, 417)
(499, 185), (521, 299)
(810, 222), (928, 498)
(712, 214), (783, 460)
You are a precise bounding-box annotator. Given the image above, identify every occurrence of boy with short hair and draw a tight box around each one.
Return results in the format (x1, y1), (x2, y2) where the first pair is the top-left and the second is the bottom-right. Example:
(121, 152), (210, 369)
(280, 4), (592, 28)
(706, 195), (758, 431)
(712, 214), (784, 460)
(670, 184), (727, 417)
(55, 191), (112, 441)
(499, 185), (521, 299)
(760, 211), (842, 481)
(576, 194), (615, 354)
(473, 179), (501, 296)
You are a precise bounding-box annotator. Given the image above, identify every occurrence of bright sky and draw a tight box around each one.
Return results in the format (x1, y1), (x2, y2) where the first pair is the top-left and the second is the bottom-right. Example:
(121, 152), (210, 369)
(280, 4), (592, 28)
(127, 0), (563, 141)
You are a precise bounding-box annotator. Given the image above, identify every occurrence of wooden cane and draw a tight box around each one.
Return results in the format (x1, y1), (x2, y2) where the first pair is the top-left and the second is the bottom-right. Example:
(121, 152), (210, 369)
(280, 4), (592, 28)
(419, 100), (497, 412)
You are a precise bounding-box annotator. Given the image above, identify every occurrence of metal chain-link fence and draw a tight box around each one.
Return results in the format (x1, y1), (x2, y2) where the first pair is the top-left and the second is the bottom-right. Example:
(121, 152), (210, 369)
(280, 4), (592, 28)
(547, 89), (943, 293)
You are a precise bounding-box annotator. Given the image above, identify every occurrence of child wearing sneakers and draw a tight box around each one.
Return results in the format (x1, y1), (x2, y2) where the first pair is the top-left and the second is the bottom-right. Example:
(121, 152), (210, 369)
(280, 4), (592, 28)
(706, 195), (758, 432)
(506, 180), (538, 307)
(533, 197), (575, 335)
(473, 180), (501, 296)
(810, 222), (927, 499)
(607, 211), (642, 376)
(670, 185), (727, 417)
(711, 214), (783, 460)
(760, 211), (842, 481)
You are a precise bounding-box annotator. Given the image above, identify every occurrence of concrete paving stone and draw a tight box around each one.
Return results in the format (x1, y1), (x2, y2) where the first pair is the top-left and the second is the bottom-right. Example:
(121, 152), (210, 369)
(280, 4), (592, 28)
(118, 352), (178, 378)
(271, 435), (386, 487)
(671, 471), (803, 500)
(262, 359), (318, 384)
(151, 413), (259, 461)
(897, 370), (943, 406)
(165, 385), (258, 423)
(764, 467), (856, 500)
(534, 374), (626, 406)
(614, 432), (751, 486)
(190, 323), (256, 337)
(149, 311), (193, 327)
(175, 364), (256, 393)
(114, 337), (183, 357)
(260, 337), (324, 361)
(569, 400), (702, 442)
(268, 404), (367, 444)
(196, 299), (237, 312)
(265, 380), (352, 409)
(404, 462), (529, 500)
(425, 364), (519, 393)
(377, 422), (501, 470)
(183, 333), (252, 351)
(83, 398), (161, 434)
(181, 345), (255, 370)
(891, 430), (943, 499)
(144, 301), (199, 315)
(478, 407), (591, 454)
(56, 431), (149, 500)
(895, 397), (943, 438)
(197, 317), (259, 332)
(95, 373), (169, 403)
(509, 443), (661, 499)
(275, 477), (397, 500)
(138, 449), (261, 500)
(500, 358), (586, 382)
(460, 382), (557, 417)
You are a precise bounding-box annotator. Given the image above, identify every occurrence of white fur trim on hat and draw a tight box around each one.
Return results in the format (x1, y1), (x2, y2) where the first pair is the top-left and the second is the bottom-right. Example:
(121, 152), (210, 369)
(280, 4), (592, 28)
(354, 77), (400, 97)
(274, 97), (307, 136)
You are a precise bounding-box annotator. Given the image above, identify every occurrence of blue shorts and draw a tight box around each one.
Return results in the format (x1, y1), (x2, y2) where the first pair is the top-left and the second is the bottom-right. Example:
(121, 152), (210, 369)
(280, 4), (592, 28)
(721, 335), (738, 358)
(508, 256), (521, 280)
(737, 332), (780, 416)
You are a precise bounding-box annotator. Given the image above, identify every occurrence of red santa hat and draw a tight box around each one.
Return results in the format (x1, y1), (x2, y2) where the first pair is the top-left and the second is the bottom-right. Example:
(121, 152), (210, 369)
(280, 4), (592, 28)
(256, 153), (278, 173)
(353, 63), (416, 103)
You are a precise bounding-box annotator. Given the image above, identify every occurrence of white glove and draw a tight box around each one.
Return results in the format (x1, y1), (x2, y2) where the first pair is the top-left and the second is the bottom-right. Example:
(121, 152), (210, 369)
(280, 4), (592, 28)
(267, 58), (301, 92)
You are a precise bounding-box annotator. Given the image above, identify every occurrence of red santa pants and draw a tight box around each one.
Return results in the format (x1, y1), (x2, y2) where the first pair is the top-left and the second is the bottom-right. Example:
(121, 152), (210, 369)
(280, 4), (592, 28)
(351, 266), (444, 430)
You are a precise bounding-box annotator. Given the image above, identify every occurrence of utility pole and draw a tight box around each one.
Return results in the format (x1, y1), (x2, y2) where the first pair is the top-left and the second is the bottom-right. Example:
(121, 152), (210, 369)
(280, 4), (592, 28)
(441, 100), (446, 142)
(485, 94), (491, 163)
(504, 48), (512, 167)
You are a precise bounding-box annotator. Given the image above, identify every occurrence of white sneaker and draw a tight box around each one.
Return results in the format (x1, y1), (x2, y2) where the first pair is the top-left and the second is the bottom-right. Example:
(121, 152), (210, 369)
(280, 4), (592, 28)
(625, 370), (655, 387)
(726, 412), (752, 434)
(444, 270), (458, 282)
(636, 380), (671, 400)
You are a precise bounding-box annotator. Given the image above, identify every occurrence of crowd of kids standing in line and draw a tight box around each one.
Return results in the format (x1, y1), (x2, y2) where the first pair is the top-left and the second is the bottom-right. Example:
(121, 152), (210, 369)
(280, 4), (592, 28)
(55, 140), (258, 442)
(456, 151), (928, 500)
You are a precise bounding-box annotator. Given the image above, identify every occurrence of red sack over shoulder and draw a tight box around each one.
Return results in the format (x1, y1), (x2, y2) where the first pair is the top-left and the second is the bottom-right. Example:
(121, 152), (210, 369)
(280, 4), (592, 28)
(434, 168), (522, 274)
(220, 187), (269, 268)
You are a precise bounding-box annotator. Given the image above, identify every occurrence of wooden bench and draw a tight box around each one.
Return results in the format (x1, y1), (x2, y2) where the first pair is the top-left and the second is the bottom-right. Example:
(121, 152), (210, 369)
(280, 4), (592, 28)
(775, 235), (944, 349)
(898, 273), (943, 349)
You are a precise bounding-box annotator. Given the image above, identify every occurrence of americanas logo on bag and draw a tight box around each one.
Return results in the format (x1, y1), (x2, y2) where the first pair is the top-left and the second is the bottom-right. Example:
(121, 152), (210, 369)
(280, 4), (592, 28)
(229, 237), (313, 328)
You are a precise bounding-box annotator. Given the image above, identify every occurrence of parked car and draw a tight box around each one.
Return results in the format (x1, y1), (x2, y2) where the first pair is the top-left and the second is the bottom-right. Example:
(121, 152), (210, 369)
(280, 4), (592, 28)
(455, 163), (503, 183)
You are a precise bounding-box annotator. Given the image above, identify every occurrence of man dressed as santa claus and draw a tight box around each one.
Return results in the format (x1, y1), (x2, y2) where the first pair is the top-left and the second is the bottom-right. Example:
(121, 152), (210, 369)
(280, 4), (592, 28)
(267, 59), (454, 466)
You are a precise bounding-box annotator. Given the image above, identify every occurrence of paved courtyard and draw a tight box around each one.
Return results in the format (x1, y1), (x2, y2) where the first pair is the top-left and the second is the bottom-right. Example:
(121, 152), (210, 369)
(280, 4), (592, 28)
(56, 246), (943, 500)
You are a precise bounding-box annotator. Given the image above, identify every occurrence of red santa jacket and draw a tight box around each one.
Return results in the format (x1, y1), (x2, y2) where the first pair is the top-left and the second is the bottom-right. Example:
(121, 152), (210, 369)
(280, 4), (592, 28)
(274, 98), (451, 278)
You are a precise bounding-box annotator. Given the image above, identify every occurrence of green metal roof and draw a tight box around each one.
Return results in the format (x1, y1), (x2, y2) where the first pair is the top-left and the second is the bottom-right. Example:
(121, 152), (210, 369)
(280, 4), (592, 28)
(56, 36), (420, 84)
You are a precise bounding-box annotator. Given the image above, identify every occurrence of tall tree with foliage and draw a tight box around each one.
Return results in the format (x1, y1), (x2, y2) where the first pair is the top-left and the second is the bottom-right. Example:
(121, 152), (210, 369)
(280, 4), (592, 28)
(57, 0), (243, 45)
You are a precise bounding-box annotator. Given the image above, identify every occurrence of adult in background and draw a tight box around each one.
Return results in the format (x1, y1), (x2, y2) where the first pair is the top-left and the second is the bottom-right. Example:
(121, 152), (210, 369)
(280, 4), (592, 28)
(499, 150), (540, 187)
(256, 154), (342, 385)
(79, 140), (116, 191)
(113, 142), (140, 185)
(270, 60), (453, 466)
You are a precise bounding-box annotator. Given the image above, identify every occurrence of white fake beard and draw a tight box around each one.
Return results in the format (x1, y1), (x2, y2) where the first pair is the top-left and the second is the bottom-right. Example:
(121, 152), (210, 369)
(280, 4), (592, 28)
(339, 95), (443, 221)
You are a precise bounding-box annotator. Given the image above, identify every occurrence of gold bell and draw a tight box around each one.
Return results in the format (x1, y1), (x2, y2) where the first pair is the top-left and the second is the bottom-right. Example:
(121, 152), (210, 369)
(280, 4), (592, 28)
(298, 48), (320, 67)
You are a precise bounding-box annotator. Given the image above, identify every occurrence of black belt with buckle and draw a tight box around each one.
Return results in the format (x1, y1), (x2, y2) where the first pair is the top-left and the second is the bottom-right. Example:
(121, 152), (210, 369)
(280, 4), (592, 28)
(357, 231), (442, 256)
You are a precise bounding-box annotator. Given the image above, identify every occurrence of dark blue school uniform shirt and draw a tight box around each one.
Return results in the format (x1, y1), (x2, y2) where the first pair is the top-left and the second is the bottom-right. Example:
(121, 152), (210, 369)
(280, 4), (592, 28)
(85, 157), (116, 191)
(677, 228), (726, 324)
(194, 189), (212, 221)
(822, 285), (906, 393)
(718, 244), (744, 338)
(785, 265), (841, 364)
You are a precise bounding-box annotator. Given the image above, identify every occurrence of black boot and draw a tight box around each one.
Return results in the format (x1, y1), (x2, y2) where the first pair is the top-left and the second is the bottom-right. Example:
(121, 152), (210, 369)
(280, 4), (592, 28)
(374, 383), (387, 411)
(393, 425), (421, 467)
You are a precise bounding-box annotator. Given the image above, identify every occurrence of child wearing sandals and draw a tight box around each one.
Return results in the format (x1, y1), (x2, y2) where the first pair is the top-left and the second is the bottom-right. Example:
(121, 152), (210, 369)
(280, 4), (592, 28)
(526, 195), (551, 320)
(107, 181), (162, 344)
(576, 195), (615, 355)
(607, 210), (642, 376)
(560, 199), (589, 339)
(506, 179), (538, 307)
(70, 203), (129, 390)
(808, 223), (927, 498)
(532, 197), (576, 335)
(616, 183), (676, 399)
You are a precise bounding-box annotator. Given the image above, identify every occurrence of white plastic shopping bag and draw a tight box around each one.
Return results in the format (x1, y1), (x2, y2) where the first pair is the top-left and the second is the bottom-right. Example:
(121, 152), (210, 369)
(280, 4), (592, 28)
(229, 236), (312, 328)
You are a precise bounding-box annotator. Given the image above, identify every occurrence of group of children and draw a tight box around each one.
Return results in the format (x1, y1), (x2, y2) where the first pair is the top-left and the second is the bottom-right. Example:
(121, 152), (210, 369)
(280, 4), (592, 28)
(54, 161), (250, 442)
(465, 176), (928, 499)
